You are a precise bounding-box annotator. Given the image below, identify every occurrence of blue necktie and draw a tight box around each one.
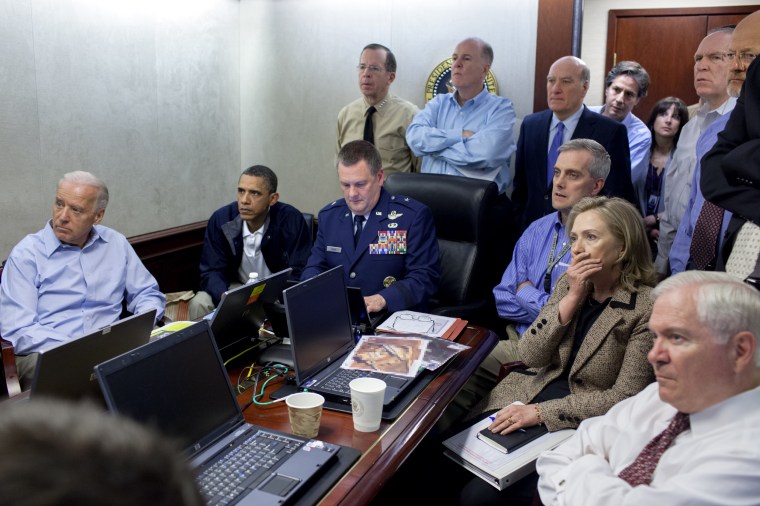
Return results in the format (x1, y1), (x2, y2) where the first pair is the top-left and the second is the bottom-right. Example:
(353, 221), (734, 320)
(353, 215), (365, 247)
(547, 122), (565, 186)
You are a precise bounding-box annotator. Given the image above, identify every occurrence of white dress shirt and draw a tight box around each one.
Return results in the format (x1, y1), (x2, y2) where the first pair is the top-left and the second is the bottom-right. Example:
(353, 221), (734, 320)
(238, 216), (272, 282)
(537, 382), (760, 506)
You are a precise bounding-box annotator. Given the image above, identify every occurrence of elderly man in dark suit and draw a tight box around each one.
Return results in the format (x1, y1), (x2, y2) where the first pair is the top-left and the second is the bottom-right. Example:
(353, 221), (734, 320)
(512, 56), (635, 232)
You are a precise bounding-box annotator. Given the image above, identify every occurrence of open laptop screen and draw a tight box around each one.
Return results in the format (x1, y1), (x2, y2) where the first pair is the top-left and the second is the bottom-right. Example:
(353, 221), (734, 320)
(284, 266), (356, 385)
(95, 321), (242, 455)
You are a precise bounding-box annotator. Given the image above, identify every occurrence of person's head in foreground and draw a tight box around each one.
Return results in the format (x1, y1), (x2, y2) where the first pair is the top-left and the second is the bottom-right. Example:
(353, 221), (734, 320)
(0, 398), (203, 506)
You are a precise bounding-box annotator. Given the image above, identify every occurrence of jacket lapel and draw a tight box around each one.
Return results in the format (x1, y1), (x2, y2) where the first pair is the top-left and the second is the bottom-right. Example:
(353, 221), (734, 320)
(568, 286), (637, 376)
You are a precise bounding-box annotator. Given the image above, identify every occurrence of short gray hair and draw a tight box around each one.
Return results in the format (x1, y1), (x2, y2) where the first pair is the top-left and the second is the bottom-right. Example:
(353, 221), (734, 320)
(654, 271), (760, 365)
(59, 171), (109, 211)
(557, 138), (611, 180)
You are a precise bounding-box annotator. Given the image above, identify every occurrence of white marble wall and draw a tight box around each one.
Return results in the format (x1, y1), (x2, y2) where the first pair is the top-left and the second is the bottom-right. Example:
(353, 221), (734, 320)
(0, 0), (240, 258)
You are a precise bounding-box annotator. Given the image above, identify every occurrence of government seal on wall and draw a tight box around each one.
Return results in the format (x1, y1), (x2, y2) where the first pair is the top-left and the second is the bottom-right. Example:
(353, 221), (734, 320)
(424, 57), (499, 103)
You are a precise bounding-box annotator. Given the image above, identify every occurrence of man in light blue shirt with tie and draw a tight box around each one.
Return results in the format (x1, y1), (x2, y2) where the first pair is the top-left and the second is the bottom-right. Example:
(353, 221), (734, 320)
(406, 37), (516, 195)
(0, 171), (165, 388)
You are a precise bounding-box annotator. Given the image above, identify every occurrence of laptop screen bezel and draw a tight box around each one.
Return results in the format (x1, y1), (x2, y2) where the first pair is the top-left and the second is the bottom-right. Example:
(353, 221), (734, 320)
(94, 321), (245, 457)
(284, 266), (356, 386)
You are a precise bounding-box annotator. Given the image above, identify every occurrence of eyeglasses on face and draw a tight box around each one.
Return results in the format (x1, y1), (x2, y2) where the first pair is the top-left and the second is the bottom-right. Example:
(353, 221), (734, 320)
(356, 64), (386, 74)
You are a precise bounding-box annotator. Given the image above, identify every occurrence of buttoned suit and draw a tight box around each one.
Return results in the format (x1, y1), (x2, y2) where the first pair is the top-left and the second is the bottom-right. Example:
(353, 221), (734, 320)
(512, 106), (635, 231)
(479, 276), (655, 431)
(301, 188), (440, 312)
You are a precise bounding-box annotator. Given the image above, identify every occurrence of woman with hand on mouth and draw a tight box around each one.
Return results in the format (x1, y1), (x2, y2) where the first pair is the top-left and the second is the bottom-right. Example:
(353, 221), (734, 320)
(461, 197), (658, 505)
(635, 97), (690, 257)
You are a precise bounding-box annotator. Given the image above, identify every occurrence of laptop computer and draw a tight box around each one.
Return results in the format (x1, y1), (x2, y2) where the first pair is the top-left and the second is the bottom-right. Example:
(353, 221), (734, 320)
(30, 308), (157, 402)
(94, 320), (359, 506)
(270, 266), (416, 408)
(209, 268), (291, 362)
(346, 286), (387, 334)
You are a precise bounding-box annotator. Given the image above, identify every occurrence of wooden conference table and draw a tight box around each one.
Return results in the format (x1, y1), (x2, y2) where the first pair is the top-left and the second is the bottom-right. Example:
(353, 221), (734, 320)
(234, 325), (497, 505)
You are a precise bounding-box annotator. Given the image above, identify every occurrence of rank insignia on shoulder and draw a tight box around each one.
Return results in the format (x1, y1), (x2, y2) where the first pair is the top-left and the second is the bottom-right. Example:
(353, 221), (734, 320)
(383, 276), (396, 287)
(387, 210), (403, 220)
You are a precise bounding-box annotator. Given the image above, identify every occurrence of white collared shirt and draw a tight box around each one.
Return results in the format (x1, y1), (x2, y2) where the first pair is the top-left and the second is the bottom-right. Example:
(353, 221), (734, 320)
(238, 215), (272, 283)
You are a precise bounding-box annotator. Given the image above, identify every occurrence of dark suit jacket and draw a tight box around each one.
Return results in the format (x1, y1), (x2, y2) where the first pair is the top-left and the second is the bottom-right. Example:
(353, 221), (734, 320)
(512, 106), (635, 231)
(301, 188), (440, 312)
(701, 58), (760, 262)
(479, 276), (655, 431)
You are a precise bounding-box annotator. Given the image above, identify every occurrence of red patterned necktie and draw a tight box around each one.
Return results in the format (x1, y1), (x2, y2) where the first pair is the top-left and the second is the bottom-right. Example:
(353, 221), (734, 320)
(618, 412), (690, 486)
(690, 201), (724, 269)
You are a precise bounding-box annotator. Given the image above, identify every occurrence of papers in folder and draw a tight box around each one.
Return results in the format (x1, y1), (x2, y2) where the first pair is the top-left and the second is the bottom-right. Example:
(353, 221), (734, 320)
(443, 416), (575, 490)
(375, 310), (467, 341)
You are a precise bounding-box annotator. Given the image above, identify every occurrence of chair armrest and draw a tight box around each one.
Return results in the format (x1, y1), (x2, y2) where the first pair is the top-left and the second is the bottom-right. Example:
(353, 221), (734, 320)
(1, 338), (21, 399)
(497, 360), (528, 383)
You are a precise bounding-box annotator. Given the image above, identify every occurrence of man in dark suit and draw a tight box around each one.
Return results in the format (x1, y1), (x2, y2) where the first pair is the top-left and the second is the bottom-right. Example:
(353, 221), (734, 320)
(512, 56), (635, 231)
(302, 140), (440, 313)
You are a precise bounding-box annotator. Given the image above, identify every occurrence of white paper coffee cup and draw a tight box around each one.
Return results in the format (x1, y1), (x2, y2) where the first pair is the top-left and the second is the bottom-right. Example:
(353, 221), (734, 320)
(349, 377), (386, 432)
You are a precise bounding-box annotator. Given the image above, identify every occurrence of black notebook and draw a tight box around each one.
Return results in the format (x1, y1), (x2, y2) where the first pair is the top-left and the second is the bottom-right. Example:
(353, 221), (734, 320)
(477, 424), (549, 454)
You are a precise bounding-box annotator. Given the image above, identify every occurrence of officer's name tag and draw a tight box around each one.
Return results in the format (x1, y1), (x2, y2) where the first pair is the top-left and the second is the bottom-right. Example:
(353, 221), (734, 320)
(370, 230), (407, 255)
(327, 245), (342, 253)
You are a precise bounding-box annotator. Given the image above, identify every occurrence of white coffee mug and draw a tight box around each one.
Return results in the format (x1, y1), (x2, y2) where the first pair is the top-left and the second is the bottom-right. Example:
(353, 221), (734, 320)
(349, 377), (386, 432)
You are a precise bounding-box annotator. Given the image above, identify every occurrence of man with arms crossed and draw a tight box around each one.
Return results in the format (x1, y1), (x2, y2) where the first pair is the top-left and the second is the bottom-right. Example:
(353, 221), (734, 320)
(0, 171), (164, 388)
(302, 140), (440, 314)
(406, 37), (516, 195)
(337, 43), (419, 175)
(537, 271), (760, 505)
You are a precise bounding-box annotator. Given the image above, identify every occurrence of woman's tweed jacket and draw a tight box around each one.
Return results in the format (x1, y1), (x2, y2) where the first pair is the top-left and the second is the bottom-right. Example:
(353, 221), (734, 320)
(479, 274), (655, 431)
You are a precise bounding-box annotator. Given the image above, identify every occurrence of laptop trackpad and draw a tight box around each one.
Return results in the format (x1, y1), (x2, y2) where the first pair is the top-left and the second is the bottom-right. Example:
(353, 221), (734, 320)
(260, 474), (300, 496)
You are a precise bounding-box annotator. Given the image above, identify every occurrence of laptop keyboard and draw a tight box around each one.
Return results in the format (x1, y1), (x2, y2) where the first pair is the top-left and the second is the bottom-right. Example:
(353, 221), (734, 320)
(198, 429), (304, 505)
(319, 368), (383, 396)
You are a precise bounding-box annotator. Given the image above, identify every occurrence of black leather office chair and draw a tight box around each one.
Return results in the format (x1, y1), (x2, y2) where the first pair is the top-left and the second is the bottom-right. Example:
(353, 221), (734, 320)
(384, 173), (513, 326)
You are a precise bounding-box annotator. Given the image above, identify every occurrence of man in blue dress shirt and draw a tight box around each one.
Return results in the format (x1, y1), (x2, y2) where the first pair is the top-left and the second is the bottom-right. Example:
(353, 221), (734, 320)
(301, 140), (440, 314)
(487, 140), (610, 368)
(0, 171), (165, 389)
(406, 37), (516, 195)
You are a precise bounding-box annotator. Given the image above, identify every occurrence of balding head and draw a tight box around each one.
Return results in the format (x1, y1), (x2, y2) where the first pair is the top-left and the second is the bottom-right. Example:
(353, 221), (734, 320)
(546, 56), (590, 120)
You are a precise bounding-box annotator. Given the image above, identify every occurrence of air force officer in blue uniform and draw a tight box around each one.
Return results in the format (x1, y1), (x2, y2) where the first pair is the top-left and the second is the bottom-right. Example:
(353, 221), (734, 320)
(302, 140), (440, 313)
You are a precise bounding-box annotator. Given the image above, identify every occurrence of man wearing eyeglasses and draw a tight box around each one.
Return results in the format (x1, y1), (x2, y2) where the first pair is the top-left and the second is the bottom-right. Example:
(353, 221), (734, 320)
(188, 165), (312, 319)
(671, 12), (759, 275)
(654, 27), (736, 277)
(700, 10), (760, 279)
(336, 44), (420, 175)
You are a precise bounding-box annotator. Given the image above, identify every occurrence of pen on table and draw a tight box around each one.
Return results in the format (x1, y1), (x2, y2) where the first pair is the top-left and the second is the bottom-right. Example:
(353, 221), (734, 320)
(488, 415), (527, 432)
